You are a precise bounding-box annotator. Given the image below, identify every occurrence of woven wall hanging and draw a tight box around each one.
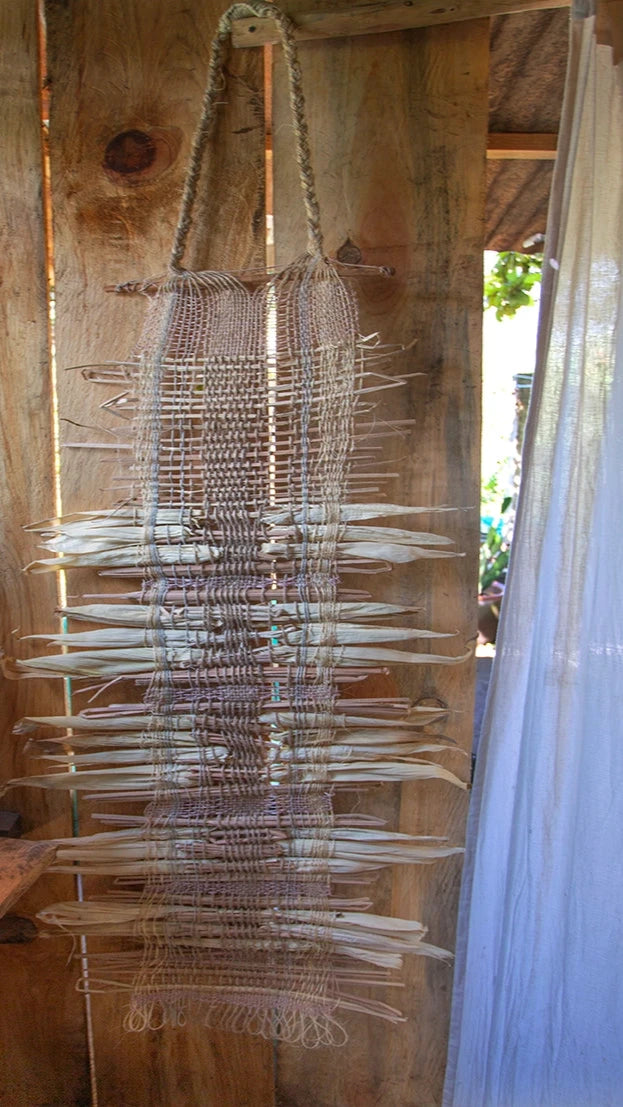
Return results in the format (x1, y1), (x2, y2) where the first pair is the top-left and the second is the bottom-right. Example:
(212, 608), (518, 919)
(2, 1), (468, 1046)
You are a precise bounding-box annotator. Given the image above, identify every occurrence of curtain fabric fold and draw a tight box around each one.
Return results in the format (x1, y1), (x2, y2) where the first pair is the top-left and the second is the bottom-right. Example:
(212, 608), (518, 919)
(444, 12), (623, 1107)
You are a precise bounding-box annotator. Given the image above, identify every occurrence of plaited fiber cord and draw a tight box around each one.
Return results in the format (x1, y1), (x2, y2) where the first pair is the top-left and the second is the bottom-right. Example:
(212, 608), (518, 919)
(170, 1), (323, 269)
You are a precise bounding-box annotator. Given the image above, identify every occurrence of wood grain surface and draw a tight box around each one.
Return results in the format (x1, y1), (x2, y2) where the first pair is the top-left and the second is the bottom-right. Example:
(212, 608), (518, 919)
(272, 18), (488, 1106)
(0, 3), (90, 1104)
(2, 4), (487, 1102)
(487, 132), (558, 158)
(45, 2), (272, 1104)
(0, 839), (57, 918)
(232, 0), (568, 46)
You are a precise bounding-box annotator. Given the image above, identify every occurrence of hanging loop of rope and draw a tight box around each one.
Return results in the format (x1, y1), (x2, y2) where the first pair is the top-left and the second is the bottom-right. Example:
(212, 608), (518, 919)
(170, 1), (324, 271)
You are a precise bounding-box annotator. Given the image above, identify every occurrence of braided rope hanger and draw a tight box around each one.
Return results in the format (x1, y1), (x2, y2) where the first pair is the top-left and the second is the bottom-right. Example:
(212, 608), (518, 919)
(170, 0), (324, 270)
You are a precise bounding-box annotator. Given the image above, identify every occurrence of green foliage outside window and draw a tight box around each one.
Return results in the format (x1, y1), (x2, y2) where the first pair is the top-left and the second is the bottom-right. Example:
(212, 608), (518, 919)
(480, 495), (512, 593)
(484, 252), (543, 321)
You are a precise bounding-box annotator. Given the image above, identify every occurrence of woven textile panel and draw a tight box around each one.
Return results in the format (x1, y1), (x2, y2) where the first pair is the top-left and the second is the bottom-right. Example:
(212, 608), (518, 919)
(2, 2), (469, 1045)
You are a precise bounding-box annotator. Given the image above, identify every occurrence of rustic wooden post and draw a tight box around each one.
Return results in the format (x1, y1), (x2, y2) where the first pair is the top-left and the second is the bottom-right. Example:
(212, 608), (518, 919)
(0, 3), (90, 1103)
(272, 17), (488, 1106)
(45, 2), (273, 1103)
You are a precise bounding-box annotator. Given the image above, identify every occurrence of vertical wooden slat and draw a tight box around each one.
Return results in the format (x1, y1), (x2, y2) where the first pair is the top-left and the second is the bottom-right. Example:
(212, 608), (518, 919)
(272, 21), (488, 1106)
(0, 3), (89, 1104)
(45, 3), (273, 1103)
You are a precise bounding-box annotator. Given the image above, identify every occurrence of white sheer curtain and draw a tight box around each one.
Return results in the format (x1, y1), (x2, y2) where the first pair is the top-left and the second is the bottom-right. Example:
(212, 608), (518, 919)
(444, 8), (623, 1106)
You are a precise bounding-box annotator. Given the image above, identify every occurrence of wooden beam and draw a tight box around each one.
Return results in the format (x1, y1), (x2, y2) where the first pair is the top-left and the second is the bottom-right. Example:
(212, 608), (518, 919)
(233, 0), (570, 47)
(487, 132), (558, 159)
(0, 2), (90, 1102)
(272, 18), (487, 1104)
(596, 0), (623, 64)
(0, 840), (56, 919)
(46, 2), (273, 1104)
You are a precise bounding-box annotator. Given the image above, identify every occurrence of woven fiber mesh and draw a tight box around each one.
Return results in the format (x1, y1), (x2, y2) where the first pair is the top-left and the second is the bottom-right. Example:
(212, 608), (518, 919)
(128, 258), (355, 1040)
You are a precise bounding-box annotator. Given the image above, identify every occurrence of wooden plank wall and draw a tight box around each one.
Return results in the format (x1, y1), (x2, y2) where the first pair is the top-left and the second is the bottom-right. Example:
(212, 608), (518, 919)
(0, 4), (89, 1103)
(44, 4), (272, 1105)
(271, 14), (488, 1106)
(0, 3), (487, 1104)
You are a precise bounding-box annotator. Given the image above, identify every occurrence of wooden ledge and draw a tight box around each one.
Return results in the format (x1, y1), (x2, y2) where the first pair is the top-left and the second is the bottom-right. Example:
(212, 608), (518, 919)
(232, 0), (571, 48)
(487, 133), (558, 159)
(0, 838), (57, 918)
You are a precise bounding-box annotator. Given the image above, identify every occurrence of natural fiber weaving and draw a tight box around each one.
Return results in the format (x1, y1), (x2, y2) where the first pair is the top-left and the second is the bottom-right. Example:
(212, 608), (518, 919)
(2, 2), (468, 1045)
